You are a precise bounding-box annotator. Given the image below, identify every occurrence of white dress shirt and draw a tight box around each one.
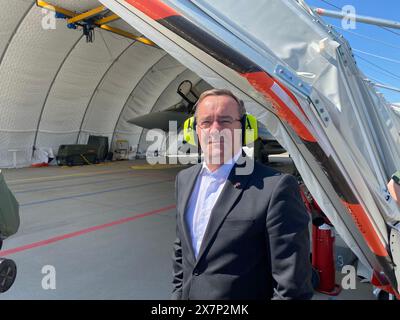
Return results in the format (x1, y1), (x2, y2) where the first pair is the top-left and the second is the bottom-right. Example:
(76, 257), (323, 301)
(185, 150), (242, 258)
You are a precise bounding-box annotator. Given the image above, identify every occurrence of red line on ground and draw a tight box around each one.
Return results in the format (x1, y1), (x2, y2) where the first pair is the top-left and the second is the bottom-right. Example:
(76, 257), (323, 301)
(0, 204), (176, 257)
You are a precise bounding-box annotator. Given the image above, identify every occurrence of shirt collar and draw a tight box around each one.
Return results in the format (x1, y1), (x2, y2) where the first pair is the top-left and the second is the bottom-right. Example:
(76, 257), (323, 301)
(200, 149), (242, 180)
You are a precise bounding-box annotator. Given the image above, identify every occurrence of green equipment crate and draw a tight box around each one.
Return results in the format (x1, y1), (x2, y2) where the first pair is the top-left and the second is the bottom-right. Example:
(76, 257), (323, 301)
(56, 144), (99, 166)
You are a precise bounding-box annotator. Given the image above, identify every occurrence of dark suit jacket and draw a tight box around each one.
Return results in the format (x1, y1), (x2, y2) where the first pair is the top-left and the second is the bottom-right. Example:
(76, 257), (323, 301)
(172, 154), (313, 300)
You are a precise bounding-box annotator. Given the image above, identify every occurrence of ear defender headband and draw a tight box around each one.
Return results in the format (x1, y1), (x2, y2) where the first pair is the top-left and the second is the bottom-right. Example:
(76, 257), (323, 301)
(183, 113), (258, 146)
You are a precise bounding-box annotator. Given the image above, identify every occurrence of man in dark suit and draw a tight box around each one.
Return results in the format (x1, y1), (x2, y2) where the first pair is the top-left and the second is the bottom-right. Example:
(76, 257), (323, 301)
(172, 89), (313, 300)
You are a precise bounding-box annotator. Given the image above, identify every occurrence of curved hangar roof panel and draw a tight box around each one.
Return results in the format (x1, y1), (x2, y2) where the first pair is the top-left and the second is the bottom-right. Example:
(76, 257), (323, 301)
(79, 42), (165, 144)
(36, 31), (129, 135)
(114, 54), (186, 150)
(0, 1), (33, 55)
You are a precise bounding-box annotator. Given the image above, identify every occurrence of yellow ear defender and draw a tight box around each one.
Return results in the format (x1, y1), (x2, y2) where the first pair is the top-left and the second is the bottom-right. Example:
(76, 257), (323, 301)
(182, 113), (258, 146)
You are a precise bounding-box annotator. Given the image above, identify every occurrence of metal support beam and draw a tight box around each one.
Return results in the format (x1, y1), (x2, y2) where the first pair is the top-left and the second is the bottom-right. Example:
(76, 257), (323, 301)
(365, 79), (400, 93)
(67, 5), (108, 24)
(36, 1), (154, 46)
(373, 83), (400, 93)
(99, 25), (155, 46)
(36, 0), (75, 17)
(95, 14), (120, 25)
(314, 7), (400, 30)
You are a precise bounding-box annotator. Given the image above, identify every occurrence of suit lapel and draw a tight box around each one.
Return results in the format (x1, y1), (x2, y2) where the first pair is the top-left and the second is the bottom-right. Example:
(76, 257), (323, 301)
(194, 154), (254, 266)
(178, 164), (202, 264)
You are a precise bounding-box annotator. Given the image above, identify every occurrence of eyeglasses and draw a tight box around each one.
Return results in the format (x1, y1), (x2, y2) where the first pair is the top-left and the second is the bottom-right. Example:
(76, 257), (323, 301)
(197, 117), (241, 129)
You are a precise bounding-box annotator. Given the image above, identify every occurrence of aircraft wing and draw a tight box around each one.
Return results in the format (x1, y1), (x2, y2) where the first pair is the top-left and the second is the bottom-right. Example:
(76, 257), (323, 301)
(128, 110), (190, 131)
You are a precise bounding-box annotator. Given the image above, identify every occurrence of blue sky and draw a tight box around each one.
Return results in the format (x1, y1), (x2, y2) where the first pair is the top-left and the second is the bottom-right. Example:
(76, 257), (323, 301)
(304, 0), (400, 103)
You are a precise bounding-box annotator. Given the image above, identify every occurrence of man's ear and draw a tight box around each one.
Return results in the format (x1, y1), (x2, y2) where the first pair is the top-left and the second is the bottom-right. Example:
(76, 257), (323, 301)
(388, 179), (400, 203)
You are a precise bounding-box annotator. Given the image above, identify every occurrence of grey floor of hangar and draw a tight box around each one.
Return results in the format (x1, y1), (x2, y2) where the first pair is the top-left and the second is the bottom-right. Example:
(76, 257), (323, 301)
(0, 160), (182, 299)
(0, 157), (375, 300)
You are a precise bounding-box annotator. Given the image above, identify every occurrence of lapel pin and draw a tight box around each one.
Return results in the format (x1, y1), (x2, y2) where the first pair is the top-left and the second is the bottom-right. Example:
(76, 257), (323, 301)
(233, 182), (241, 189)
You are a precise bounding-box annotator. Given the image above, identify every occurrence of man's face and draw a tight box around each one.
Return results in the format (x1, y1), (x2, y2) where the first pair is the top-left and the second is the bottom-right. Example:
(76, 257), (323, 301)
(196, 95), (243, 166)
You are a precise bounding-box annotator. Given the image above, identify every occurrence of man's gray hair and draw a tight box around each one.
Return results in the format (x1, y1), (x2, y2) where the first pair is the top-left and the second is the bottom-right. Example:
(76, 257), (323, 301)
(193, 88), (246, 119)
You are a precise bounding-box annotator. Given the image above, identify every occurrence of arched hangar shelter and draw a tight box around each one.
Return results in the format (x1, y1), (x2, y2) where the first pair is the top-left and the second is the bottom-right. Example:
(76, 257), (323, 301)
(0, 0), (212, 168)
